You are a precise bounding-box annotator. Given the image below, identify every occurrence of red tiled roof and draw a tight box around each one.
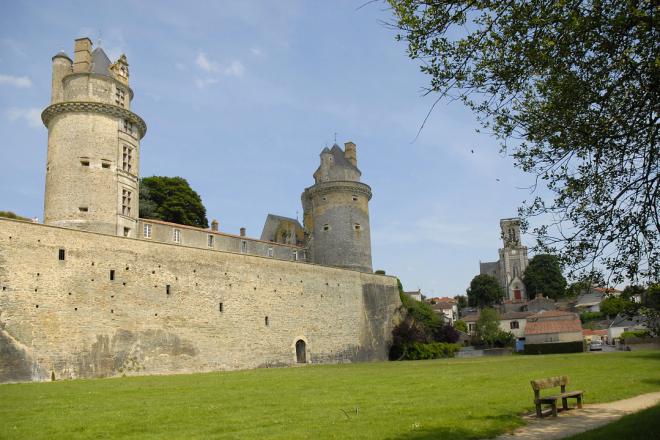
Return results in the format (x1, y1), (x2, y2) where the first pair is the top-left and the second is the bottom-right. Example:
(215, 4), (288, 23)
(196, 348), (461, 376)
(526, 317), (582, 335)
(583, 329), (607, 336)
(431, 302), (455, 310)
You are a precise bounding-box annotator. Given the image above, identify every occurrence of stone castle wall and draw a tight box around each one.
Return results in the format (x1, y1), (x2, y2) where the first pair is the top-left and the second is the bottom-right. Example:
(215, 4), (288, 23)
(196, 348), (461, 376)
(0, 218), (400, 383)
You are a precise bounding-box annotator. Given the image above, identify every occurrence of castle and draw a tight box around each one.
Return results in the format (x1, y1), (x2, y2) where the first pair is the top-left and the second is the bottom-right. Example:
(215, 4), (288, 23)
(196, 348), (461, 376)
(0, 38), (400, 383)
(479, 218), (530, 301)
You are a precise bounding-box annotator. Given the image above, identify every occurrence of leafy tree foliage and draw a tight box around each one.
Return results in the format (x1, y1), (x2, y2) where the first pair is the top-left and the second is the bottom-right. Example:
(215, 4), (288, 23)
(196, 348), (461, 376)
(621, 285), (646, 301)
(523, 254), (567, 299)
(391, 279), (458, 359)
(467, 274), (504, 308)
(453, 294), (468, 310)
(388, 0), (659, 284)
(139, 176), (209, 228)
(475, 308), (515, 347)
(453, 319), (468, 333)
(623, 283), (660, 336)
(600, 296), (632, 317)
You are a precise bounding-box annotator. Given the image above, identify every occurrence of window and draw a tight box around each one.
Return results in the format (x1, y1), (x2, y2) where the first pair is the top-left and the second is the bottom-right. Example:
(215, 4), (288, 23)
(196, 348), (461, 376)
(115, 87), (126, 106)
(267, 247), (274, 258)
(293, 250), (299, 261)
(123, 227), (130, 237)
(510, 321), (519, 330)
(352, 195), (358, 201)
(122, 145), (133, 173)
(80, 159), (90, 167)
(323, 224), (330, 231)
(265, 316), (269, 326)
(173, 228), (181, 243)
(143, 223), (152, 238)
(123, 119), (135, 135)
(354, 223), (361, 231)
(241, 240), (247, 253)
(207, 234), (214, 248)
(110, 270), (115, 281)
(101, 161), (110, 169)
(219, 302), (223, 312)
(122, 189), (132, 216)
(79, 206), (88, 212)
(58, 249), (65, 261)
(166, 285), (171, 295)
(468, 323), (476, 333)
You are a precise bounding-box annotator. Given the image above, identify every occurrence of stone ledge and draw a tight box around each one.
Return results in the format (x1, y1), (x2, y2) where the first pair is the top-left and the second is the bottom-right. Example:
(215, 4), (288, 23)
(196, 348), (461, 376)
(41, 101), (147, 139)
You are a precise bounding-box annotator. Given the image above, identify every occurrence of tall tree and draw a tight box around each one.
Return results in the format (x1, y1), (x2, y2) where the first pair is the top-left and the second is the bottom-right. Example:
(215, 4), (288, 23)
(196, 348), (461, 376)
(388, 0), (659, 284)
(523, 254), (567, 299)
(139, 176), (209, 228)
(467, 274), (504, 308)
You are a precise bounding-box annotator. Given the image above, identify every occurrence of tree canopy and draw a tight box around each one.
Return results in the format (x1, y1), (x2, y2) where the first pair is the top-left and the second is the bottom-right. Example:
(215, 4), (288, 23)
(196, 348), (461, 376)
(523, 254), (567, 299)
(467, 274), (504, 308)
(388, 0), (659, 284)
(139, 176), (209, 228)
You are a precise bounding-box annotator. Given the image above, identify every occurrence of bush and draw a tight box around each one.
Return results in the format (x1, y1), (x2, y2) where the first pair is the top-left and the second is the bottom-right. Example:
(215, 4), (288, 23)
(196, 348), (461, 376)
(434, 323), (460, 344)
(402, 342), (461, 360)
(621, 330), (650, 340)
(453, 320), (468, 333)
(580, 311), (604, 323)
(524, 341), (585, 355)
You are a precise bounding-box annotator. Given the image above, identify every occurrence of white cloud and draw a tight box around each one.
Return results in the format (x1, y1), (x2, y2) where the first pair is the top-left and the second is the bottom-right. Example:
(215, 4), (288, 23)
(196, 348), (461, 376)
(0, 74), (32, 88)
(6, 107), (42, 128)
(194, 77), (219, 89)
(194, 52), (245, 82)
(250, 47), (262, 56)
(224, 60), (245, 77)
(195, 52), (220, 73)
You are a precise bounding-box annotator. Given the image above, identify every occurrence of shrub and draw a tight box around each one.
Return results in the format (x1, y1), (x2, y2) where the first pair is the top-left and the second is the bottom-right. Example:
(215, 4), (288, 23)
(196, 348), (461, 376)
(403, 342), (461, 360)
(434, 323), (460, 344)
(580, 311), (603, 323)
(621, 330), (650, 340)
(453, 320), (468, 333)
(524, 341), (584, 355)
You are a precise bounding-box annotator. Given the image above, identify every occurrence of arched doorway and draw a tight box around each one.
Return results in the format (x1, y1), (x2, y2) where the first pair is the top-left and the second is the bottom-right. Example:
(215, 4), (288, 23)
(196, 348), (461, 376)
(295, 339), (306, 364)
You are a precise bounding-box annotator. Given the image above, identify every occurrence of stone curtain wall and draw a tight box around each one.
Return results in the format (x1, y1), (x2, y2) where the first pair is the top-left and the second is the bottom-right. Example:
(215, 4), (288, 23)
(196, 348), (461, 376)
(0, 219), (400, 383)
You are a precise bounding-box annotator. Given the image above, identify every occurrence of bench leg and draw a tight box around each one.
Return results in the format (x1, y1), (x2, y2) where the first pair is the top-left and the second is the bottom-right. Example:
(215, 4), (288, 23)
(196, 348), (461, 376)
(562, 397), (568, 410)
(551, 402), (558, 417)
(577, 395), (583, 409)
(536, 403), (542, 418)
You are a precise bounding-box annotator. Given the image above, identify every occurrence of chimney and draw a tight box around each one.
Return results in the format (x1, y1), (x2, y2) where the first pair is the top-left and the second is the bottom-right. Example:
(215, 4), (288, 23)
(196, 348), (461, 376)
(72, 37), (92, 73)
(240, 227), (246, 237)
(344, 141), (357, 167)
(211, 219), (219, 232)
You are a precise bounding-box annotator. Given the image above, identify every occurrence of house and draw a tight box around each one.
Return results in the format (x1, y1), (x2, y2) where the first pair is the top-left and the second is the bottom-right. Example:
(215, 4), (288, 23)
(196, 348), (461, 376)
(462, 311), (532, 339)
(524, 310), (583, 345)
(403, 290), (423, 302)
(429, 297), (458, 324)
(524, 294), (557, 313)
(575, 292), (604, 313)
(608, 314), (648, 343)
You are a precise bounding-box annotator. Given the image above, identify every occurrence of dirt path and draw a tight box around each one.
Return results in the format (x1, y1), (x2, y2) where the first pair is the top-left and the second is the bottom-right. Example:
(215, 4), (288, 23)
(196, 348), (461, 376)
(494, 391), (660, 440)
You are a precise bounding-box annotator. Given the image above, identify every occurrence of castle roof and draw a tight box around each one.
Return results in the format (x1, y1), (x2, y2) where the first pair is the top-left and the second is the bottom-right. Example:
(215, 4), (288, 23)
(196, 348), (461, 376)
(90, 47), (112, 76)
(327, 144), (359, 173)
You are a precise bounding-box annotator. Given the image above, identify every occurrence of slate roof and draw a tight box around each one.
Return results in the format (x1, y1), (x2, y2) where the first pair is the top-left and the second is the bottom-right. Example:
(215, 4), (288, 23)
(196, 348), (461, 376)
(528, 310), (578, 320)
(90, 47), (112, 76)
(461, 311), (532, 322)
(575, 292), (604, 307)
(327, 144), (360, 172)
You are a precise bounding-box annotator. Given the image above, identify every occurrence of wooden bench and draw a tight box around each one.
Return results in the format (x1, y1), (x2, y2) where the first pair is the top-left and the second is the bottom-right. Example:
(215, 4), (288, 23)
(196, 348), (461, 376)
(531, 376), (583, 417)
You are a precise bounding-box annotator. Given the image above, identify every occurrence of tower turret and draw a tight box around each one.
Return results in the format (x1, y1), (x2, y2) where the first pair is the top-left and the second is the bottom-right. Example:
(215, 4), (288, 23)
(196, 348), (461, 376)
(42, 37), (146, 237)
(302, 142), (373, 272)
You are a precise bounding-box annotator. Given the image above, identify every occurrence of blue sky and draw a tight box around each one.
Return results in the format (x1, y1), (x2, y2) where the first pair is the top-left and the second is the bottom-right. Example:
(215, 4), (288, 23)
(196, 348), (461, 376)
(0, 0), (540, 296)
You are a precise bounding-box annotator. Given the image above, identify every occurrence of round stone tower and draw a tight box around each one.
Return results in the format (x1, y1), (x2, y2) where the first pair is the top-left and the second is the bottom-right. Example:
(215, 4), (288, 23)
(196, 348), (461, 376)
(301, 142), (373, 272)
(42, 37), (146, 237)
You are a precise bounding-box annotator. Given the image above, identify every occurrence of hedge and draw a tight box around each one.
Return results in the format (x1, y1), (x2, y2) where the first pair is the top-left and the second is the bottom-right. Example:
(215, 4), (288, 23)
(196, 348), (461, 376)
(524, 341), (585, 355)
(403, 342), (461, 360)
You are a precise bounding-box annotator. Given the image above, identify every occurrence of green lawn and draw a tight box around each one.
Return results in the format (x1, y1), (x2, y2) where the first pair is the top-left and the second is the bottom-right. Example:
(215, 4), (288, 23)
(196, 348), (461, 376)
(1, 351), (659, 439)
(567, 403), (660, 440)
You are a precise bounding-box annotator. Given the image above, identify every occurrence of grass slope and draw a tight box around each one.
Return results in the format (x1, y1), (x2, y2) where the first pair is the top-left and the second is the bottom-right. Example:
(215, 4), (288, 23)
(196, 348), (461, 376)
(567, 403), (660, 440)
(1, 351), (659, 439)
